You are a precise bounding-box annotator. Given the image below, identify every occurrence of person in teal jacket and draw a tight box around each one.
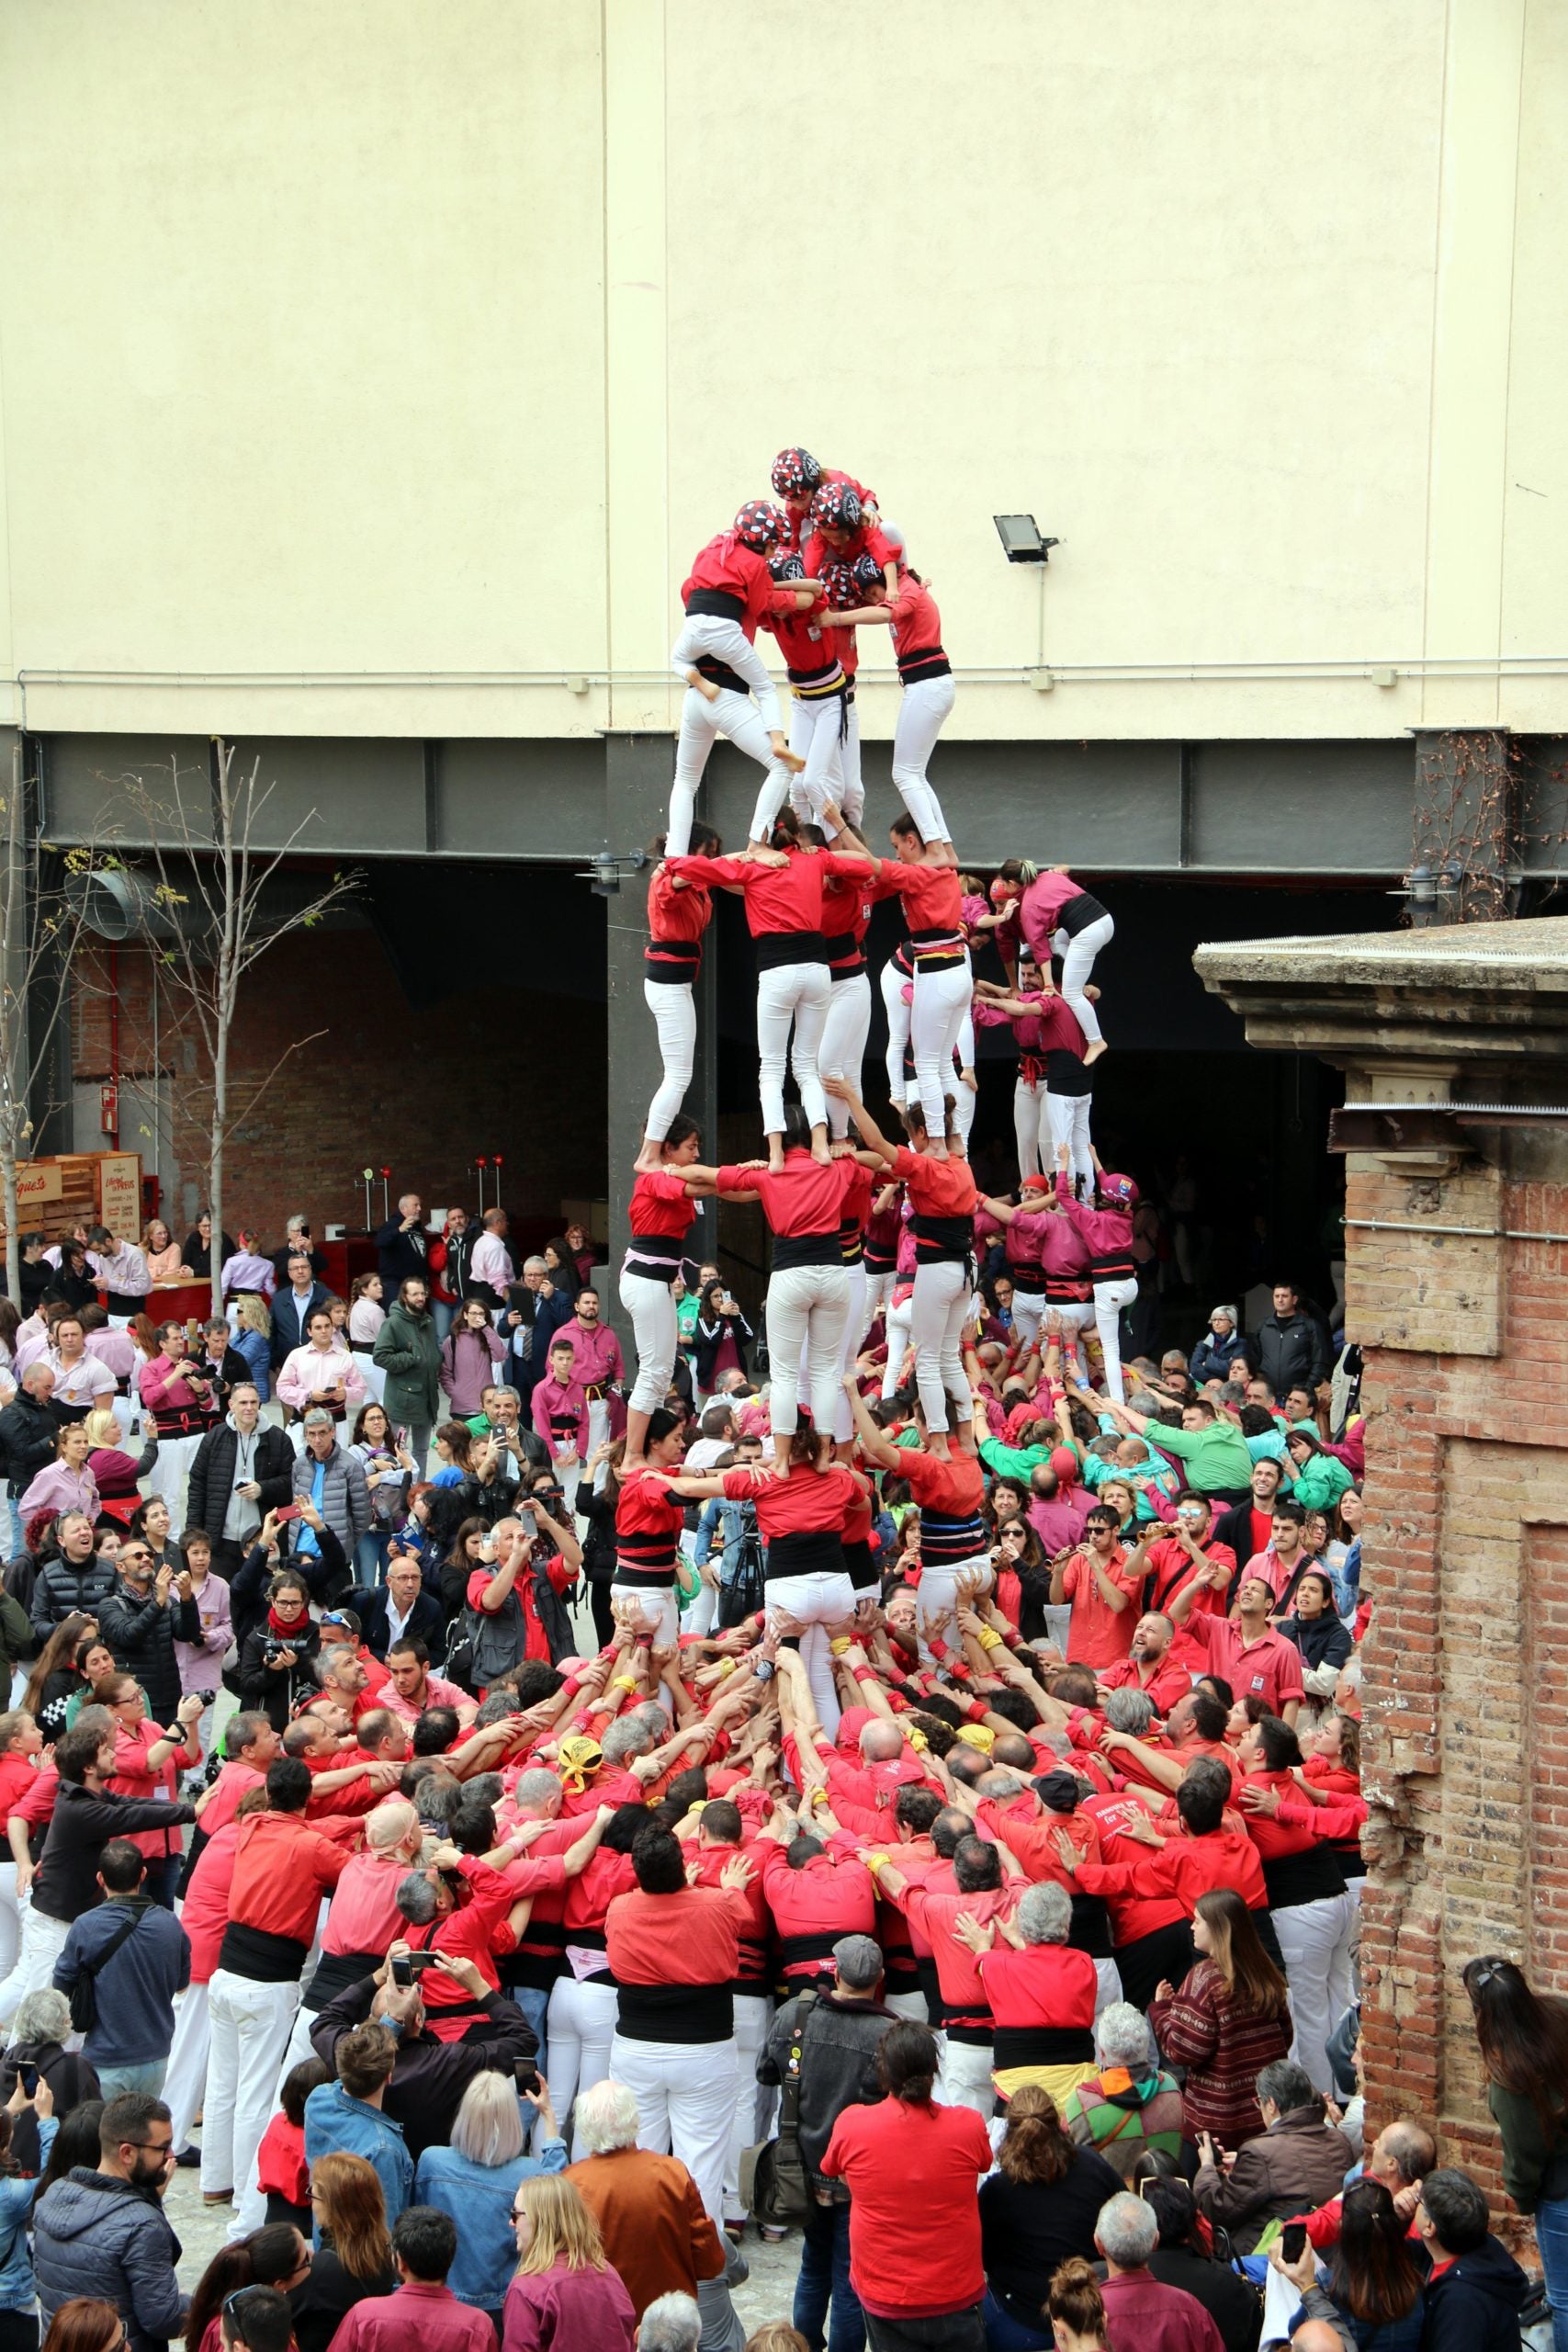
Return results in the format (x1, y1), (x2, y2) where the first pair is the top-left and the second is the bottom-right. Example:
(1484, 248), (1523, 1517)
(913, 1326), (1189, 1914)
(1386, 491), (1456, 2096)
(1285, 1429), (1353, 1513)
(1097, 1389), (1254, 1503)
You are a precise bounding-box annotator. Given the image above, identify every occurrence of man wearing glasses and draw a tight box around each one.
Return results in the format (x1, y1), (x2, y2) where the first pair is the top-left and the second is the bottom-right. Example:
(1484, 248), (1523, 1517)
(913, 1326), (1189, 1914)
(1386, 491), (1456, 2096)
(34, 2090), (187, 2352)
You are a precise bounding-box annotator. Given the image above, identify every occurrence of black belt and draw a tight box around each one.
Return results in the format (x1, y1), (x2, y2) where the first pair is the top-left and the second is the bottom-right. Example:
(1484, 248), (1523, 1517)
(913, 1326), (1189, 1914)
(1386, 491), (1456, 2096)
(757, 932), (828, 971)
(613, 1561), (675, 1587)
(773, 1232), (843, 1271)
(646, 941), (701, 985)
(1045, 1274), (1093, 1302)
(780, 1928), (847, 1973)
(616, 1980), (733, 2043)
(1057, 891), (1109, 938)
(694, 654), (749, 694)
(767, 1530), (846, 1578)
(686, 588), (745, 621)
(897, 646), (952, 683)
(1090, 1255), (1135, 1283)
(1047, 1049), (1092, 1095)
(992, 2023), (1095, 2067)
(1009, 1262), (1045, 1289)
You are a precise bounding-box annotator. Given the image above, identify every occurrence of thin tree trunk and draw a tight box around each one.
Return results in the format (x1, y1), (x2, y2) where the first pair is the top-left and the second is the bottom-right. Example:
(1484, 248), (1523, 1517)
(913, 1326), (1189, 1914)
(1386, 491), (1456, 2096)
(209, 1028), (227, 1322)
(2, 1143), (18, 1309)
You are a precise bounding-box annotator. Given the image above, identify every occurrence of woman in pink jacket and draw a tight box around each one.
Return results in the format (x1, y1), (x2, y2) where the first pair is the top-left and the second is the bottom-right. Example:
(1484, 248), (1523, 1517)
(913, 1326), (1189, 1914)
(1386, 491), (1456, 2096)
(438, 1297), (507, 1419)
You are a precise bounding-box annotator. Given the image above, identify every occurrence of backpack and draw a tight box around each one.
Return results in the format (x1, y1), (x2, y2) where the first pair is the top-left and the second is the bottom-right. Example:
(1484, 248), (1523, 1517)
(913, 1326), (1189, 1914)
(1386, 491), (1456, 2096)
(68, 1900), (149, 2034)
(743, 1990), (817, 2226)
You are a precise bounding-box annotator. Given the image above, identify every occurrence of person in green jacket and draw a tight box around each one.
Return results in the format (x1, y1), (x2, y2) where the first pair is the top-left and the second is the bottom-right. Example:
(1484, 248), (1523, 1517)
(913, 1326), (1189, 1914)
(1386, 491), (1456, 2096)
(1096, 1388), (1254, 1504)
(1463, 1953), (1568, 2347)
(371, 1276), (443, 1474)
(1283, 1428), (1353, 1514)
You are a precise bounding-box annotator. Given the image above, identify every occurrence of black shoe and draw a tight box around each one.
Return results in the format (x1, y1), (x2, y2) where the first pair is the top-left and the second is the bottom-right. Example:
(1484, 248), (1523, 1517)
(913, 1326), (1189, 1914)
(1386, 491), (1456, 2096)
(175, 2148), (201, 2168)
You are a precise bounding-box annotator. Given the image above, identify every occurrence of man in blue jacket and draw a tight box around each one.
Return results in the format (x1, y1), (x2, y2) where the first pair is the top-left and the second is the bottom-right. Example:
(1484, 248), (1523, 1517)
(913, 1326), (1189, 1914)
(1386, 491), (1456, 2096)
(53, 1839), (190, 2097)
(34, 2090), (188, 2352)
(1416, 2168), (1527, 2352)
(303, 2020), (414, 2232)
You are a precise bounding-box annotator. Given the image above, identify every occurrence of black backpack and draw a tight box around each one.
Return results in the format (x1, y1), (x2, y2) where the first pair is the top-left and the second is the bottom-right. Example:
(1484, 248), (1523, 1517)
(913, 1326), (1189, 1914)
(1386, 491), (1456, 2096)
(745, 1990), (817, 2225)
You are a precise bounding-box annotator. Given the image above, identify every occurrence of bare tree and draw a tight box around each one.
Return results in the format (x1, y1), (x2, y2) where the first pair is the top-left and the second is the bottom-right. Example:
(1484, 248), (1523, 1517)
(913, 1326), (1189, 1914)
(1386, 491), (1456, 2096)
(0, 741), (117, 1303)
(115, 738), (360, 1316)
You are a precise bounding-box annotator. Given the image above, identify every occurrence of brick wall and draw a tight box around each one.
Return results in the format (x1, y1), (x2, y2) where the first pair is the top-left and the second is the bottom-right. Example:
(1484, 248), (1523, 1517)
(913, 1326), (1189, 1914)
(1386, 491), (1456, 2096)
(1352, 1142), (1568, 2231)
(71, 933), (607, 1243)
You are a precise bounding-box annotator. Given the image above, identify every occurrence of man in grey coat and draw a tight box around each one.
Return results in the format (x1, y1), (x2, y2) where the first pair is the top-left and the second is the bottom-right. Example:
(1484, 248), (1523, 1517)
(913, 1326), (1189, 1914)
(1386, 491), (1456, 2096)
(290, 1408), (371, 1562)
(34, 2089), (187, 2352)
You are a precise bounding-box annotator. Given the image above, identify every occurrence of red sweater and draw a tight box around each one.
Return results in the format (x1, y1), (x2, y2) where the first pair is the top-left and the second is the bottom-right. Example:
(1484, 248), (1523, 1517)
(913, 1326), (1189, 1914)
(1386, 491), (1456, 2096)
(821, 2098), (990, 2318)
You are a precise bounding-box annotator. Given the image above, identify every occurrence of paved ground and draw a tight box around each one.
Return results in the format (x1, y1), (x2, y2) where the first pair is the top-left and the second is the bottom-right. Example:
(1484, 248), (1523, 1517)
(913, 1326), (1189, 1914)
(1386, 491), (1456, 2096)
(164, 2158), (807, 2330)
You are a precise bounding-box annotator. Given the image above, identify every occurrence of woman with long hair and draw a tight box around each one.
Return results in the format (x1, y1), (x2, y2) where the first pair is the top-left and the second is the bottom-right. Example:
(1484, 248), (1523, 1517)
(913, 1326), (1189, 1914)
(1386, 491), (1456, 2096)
(1148, 1886), (1293, 2146)
(616, 1114), (728, 1469)
(989, 1514), (1051, 1644)
(0, 2065), (53, 2344)
(1464, 1955), (1568, 2347)
(440, 1517), (491, 1625)
(141, 1221), (190, 1285)
(184, 2225), (312, 2352)
(39, 2303), (124, 2352)
(437, 1298), (506, 1424)
(348, 1400), (414, 1585)
(1270, 2177), (1424, 2352)
(502, 2174), (635, 2352)
(979, 2086), (1122, 2349)
(20, 1616), (96, 1742)
(288, 2152), (397, 2352)
(1235, 1712), (1355, 2096)
(691, 1278), (753, 1399)
(229, 1293), (273, 1404)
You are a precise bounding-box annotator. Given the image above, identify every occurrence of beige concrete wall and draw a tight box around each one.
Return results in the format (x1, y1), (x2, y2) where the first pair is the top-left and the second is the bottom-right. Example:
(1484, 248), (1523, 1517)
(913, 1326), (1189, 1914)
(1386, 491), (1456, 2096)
(1, 0), (1562, 743)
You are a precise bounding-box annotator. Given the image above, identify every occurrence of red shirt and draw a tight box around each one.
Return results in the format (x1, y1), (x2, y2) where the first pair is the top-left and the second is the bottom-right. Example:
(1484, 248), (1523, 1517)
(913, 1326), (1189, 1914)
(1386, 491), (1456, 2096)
(896, 1447), (985, 1521)
(626, 1167), (697, 1244)
(666, 847), (866, 941)
(978, 1940), (1098, 2030)
(975, 1797), (1100, 1893)
(645, 864), (711, 952)
(821, 2098), (990, 2317)
(886, 574), (945, 663)
(682, 531), (797, 640)
(1183, 1615), (1306, 1713)
(764, 596), (840, 675)
(802, 520), (896, 580)
(1059, 1544), (1140, 1669)
(887, 1147), (978, 1222)
(1075, 1822), (1269, 1917)
(872, 860), (964, 939)
(327, 2279), (497, 2352)
(716, 1149), (859, 1238)
(721, 1461), (862, 1536)
(1149, 1536), (1235, 1618)
(614, 1469), (685, 1583)
(1097, 1651), (1194, 1717)
(227, 1810), (355, 1944)
(604, 1883), (742, 1987)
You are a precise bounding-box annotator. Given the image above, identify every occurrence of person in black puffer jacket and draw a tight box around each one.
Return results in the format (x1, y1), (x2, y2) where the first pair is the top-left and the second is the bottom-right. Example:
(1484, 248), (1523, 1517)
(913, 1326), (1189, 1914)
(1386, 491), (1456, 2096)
(29, 1514), (118, 1643)
(33, 2090), (189, 2352)
(96, 1545), (201, 1727)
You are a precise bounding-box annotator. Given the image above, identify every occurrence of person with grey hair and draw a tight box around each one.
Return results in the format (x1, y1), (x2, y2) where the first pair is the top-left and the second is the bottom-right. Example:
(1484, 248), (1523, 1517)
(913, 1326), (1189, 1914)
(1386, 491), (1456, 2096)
(2, 1984), (98, 2169)
(1193, 2058), (1354, 2253)
(1062, 2003), (1186, 2166)
(759, 1935), (896, 2351)
(1190, 1306), (1246, 1386)
(564, 2081), (725, 2321)
(412, 2069), (566, 2325)
(1102, 1685), (1157, 1737)
(951, 1879), (1100, 2100)
(1095, 2188), (1225, 2352)
(602, 1714), (658, 1768)
(638, 2291), (701, 2352)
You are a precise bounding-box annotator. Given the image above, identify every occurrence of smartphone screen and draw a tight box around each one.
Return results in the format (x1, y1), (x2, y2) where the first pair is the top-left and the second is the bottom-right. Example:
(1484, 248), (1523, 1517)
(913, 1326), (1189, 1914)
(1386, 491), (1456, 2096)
(390, 1956), (412, 1987)
(1280, 2222), (1308, 2263)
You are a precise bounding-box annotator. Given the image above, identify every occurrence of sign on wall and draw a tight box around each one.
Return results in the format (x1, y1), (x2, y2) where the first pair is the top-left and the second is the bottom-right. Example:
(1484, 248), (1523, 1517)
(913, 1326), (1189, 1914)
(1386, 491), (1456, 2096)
(13, 1164), (64, 1209)
(96, 1154), (141, 1236)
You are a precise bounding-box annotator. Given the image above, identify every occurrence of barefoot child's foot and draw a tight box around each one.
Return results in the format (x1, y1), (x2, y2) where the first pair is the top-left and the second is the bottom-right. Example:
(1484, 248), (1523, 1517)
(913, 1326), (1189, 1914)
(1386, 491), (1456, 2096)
(686, 666), (721, 703)
(1083, 1038), (1109, 1067)
(770, 731), (806, 772)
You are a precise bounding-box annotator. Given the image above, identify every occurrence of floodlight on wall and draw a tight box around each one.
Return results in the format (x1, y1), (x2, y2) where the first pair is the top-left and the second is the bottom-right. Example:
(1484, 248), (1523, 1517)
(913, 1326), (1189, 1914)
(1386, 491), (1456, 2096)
(993, 514), (1059, 564)
(581, 849), (649, 899)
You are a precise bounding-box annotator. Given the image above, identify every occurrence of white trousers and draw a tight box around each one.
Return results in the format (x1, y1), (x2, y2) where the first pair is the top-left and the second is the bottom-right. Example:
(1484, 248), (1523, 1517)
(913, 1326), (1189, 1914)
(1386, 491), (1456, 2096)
(727, 1993), (774, 2222)
(0, 1863), (21, 1986)
(786, 691), (847, 823)
(351, 1350), (387, 1405)
(764, 1263), (851, 1437)
(608, 1583), (679, 1646)
(879, 1294), (914, 1398)
(147, 1429), (200, 1540)
(644, 978), (696, 1143)
(546, 1975), (619, 2151)
(840, 699), (864, 827)
(0, 1904), (69, 2030)
(766, 1569), (857, 1737)
(797, 1262), (866, 1442)
(1010, 1285), (1046, 1354)
(671, 615), (781, 723)
(1276, 1892), (1359, 2094)
(881, 956), (913, 1106)
(916, 1555), (993, 1661)
(611, 2030), (738, 2231)
(618, 1271), (679, 1416)
(861, 1269), (895, 1340)
(1046, 1090), (1095, 1198)
(1013, 1078), (1046, 1182)
(937, 2035), (995, 2117)
(757, 961), (830, 1135)
(205, 1969), (301, 2234)
(1093, 1275), (1140, 1405)
(164, 1981), (211, 2152)
(909, 1260), (974, 1430)
(1051, 911), (1114, 1046)
(667, 665), (788, 858)
(891, 675), (955, 843)
(1054, 1298), (1095, 1385)
(819, 974), (872, 1142)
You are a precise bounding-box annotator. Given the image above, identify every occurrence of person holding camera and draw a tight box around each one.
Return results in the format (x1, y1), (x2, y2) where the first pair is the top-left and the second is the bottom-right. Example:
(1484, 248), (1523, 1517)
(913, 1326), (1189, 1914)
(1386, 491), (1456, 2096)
(309, 1951), (540, 2161)
(463, 1512), (579, 1684)
(237, 1572), (322, 1734)
(137, 1319), (220, 1539)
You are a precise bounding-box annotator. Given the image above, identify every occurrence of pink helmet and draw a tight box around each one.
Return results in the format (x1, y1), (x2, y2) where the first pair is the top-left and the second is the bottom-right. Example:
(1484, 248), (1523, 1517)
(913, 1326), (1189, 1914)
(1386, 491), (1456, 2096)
(1098, 1172), (1139, 1208)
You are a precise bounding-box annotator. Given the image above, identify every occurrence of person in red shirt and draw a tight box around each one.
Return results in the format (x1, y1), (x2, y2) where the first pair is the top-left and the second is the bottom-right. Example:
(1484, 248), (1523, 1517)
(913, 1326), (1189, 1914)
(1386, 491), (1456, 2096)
(638, 827), (720, 1165)
(714, 1124), (861, 1438)
(666, 502), (814, 857)
(610, 1409), (688, 1647)
(1170, 1568), (1306, 1724)
(1133, 1493), (1238, 1626)
(616, 1118), (728, 1466)
(819, 2020), (991, 2342)
(861, 811), (970, 1150)
(667, 812), (871, 1159)
(1097, 1611), (1195, 1716)
(761, 549), (850, 822)
(770, 447), (880, 560)
(799, 481), (898, 607)
(823, 557), (955, 850)
(953, 1878), (1100, 2105)
(1053, 1505), (1140, 1672)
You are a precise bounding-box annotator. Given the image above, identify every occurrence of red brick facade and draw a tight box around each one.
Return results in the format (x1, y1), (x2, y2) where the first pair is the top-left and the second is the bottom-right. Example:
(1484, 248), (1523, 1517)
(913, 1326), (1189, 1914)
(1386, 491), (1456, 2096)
(1350, 1148), (1568, 2228)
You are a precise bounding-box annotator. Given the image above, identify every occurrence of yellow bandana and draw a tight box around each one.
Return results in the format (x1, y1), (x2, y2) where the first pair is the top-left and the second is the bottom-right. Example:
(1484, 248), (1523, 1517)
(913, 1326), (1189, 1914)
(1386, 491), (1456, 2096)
(558, 1735), (603, 1794)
